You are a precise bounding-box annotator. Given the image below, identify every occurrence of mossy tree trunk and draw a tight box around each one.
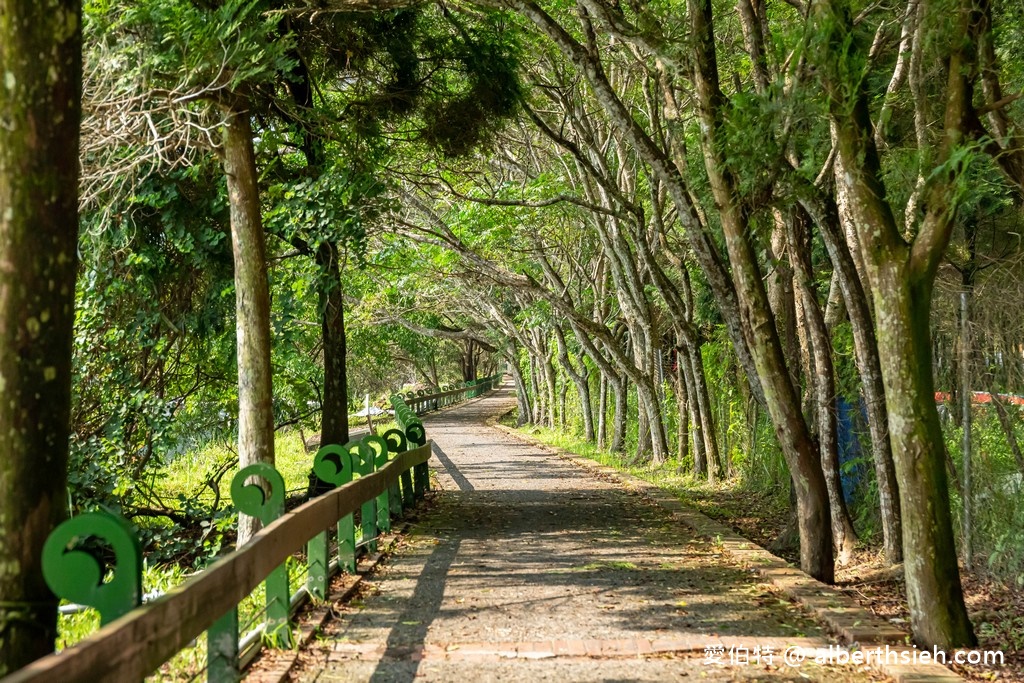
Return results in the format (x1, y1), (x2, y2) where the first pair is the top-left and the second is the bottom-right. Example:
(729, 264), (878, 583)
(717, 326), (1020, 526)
(506, 348), (532, 426)
(687, 0), (834, 582)
(222, 105), (275, 545)
(811, 0), (979, 645)
(0, 0), (81, 674)
(554, 326), (595, 442)
(799, 192), (903, 565)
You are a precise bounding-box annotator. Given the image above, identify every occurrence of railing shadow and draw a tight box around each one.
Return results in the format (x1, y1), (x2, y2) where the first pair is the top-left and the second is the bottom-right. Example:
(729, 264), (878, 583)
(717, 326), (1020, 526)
(370, 537), (461, 682)
(431, 442), (475, 492)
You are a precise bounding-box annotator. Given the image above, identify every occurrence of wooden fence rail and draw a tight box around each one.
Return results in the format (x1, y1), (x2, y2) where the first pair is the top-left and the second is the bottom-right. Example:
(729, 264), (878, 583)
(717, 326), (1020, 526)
(4, 442), (432, 683)
(401, 373), (504, 416)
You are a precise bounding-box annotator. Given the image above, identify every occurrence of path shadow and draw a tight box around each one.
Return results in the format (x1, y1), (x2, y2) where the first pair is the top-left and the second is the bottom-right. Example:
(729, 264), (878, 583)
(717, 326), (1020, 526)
(431, 442), (475, 492)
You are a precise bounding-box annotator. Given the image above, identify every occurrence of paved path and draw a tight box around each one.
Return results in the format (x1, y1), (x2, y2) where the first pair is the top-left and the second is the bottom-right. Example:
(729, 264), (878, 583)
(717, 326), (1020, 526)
(290, 384), (885, 682)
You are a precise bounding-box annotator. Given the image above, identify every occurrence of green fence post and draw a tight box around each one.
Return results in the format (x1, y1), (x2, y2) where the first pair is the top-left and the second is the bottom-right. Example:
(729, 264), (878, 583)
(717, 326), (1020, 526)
(350, 440), (378, 553)
(306, 530), (329, 601)
(207, 608), (239, 682)
(383, 429), (407, 516)
(314, 444), (355, 573)
(363, 435), (392, 533)
(389, 397), (423, 507)
(231, 463), (292, 649)
(402, 421), (428, 499)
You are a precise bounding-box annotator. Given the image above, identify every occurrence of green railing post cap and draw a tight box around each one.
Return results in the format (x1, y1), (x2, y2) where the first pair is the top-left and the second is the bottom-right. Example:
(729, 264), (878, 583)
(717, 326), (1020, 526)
(344, 439), (375, 476)
(405, 422), (426, 447)
(313, 444), (354, 487)
(362, 434), (390, 468)
(231, 463), (285, 526)
(382, 428), (407, 454)
(42, 511), (142, 626)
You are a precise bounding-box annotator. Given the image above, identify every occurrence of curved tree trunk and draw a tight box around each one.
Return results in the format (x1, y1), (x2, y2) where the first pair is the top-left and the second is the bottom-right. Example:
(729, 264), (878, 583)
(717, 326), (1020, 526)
(222, 106), (276, 546)
(554, 326), (595, 441)
(686, 0), (834, 582)
(0, 1), (81, 672)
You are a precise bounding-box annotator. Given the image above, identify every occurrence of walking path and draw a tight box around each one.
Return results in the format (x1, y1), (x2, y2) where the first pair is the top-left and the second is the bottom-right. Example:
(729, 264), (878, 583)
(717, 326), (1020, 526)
(288, 384), (886, 682)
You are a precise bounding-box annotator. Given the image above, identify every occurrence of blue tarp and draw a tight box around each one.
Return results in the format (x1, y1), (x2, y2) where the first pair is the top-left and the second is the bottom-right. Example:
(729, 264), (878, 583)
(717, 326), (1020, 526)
(836, 398), (867, 503)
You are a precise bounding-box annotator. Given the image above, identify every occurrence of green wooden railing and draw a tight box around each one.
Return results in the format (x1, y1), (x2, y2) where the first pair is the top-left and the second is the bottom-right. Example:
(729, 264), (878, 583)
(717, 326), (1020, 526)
(398, 372), (505, 416)
(7, 425), (433, 683)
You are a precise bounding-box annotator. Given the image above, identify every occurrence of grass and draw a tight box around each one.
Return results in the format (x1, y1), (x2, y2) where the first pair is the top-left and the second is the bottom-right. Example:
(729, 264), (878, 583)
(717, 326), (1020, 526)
(158, 429), (315, 505)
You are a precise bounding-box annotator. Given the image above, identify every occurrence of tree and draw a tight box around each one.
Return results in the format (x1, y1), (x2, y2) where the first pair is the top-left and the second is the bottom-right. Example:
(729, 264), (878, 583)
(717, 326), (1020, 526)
(222, 105), (276, 543)
(0, 0), (82, 673)
(808, 0), (981, 648)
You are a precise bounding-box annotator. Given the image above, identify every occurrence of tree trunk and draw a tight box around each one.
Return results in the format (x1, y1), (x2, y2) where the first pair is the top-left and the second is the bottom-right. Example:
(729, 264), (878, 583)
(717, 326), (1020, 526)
(554, 326), (595, 441)
(680, 345), (707, 476)
(507, 350), (532, 427)
(528, 353), (543, 424)
(874, 264), (975, 647)
(687, 0), (833, 582)
(559, 380), (568, 429)
(222, 106), (275, 545)
(814, 0), (979, 638)
(800, 194), (903, 564)
(960, 288), (973, 568)
(597, 372), (608, 449)
(635, 393), (652, 462)
(789, 211), (859, 564)
(461, 339), (478, 381)
(544, 351), (557, 429)
(637, 362), (670, 465)
(672, 350), (691, 465)
(688, 343), (721, 480)
(317, 242), (348, 448)
(610, 374), (627, 453)
(768, 214), (800, 386)
(0, 1), (81, 672)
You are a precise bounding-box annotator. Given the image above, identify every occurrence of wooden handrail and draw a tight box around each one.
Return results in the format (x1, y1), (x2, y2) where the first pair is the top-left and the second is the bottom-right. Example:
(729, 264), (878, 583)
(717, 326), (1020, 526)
(4, 443), (433, 683)
(402, 373), (505, 415)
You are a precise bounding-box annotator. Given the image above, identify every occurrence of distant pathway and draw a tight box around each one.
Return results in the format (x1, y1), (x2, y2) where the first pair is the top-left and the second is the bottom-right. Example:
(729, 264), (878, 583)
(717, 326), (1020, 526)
(289, 383), (883, 682)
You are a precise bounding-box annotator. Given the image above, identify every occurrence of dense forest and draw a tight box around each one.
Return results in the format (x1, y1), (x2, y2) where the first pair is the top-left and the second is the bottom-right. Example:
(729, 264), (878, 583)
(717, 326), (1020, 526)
(2, 0), (1024, 675)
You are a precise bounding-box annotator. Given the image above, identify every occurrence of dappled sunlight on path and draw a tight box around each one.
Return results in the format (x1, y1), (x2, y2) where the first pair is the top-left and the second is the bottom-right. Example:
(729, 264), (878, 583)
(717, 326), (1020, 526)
(288, 383), (885, 683)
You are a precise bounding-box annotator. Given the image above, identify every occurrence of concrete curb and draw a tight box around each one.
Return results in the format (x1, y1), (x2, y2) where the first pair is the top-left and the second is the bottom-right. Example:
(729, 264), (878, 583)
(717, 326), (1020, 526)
(490, 420), (963, 683)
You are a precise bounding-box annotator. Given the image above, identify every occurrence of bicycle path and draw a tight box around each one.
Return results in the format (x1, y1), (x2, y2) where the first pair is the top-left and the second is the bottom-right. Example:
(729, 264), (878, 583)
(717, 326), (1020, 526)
(289, 383), (885, 682)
